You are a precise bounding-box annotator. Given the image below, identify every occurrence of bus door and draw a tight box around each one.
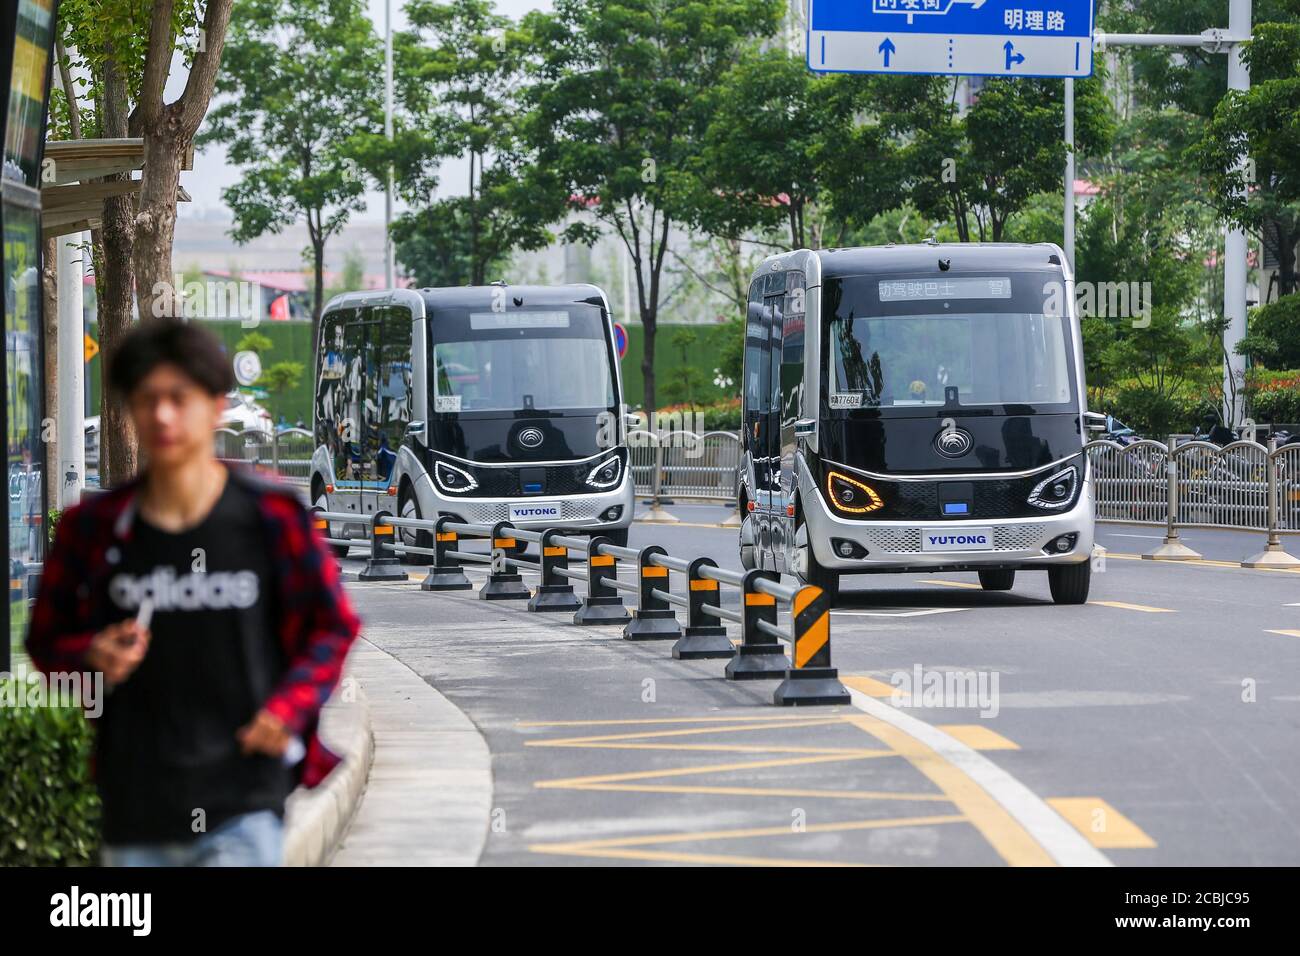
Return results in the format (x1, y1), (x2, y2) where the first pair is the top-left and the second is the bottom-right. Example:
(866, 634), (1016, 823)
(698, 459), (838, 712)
(354, 305), (413, 517)
(762, 280), (786, 571)
(743, 280), (772, 566)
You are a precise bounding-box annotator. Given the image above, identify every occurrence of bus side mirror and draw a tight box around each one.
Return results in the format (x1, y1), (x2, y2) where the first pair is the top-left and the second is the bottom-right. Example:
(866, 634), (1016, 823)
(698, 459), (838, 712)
(406, 421), (426, 436)
(795, 418), (816, 436)
(1083, 411), (1106, 433)
(624, 413), (642, 429)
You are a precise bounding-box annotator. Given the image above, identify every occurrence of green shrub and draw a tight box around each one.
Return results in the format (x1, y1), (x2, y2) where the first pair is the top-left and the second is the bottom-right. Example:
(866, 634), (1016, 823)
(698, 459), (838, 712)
(1248, 295), (1300, 369)
(1251, 384), (1300, 424)
(0, 676), (100, 865)
(1103, 387), (1204, 438)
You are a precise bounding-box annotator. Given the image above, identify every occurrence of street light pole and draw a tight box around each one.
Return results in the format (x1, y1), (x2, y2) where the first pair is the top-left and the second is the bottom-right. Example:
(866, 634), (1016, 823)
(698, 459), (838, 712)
(385, 0), (395, 290)
(1223, 0), (1252, 427)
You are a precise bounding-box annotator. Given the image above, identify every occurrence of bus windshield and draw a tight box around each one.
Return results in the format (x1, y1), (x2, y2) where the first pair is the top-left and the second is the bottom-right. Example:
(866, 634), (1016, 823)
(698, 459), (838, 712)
(825, 274), (1074, 411)
(431, 307), (614, 413)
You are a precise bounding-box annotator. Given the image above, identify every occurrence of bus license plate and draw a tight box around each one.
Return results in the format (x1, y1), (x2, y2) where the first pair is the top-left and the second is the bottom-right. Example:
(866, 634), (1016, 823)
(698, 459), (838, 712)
(509, 501), (564, 523)
(922, 527), (994, 552)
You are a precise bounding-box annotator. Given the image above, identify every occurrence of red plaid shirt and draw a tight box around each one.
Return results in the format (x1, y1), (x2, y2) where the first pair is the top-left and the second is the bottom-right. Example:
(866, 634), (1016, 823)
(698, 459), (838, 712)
(26, 467), (361, 789)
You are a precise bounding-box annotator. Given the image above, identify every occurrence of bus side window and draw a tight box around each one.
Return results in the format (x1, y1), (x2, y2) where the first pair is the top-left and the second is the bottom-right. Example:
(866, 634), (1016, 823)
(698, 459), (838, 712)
(374, 306), (412, 482)
(743, 277), (769, 421)
(781, 272), (805, 421)
(316, 308), (353, 480)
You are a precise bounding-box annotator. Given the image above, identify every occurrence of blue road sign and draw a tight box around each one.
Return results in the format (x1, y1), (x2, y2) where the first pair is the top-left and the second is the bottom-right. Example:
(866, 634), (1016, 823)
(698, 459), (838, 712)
(807, 0), (1095, 79)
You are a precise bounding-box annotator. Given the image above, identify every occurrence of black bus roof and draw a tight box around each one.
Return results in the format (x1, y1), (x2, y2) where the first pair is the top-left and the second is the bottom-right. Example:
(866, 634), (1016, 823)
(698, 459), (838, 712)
(413, 283), (608, 313)
(813, 242), (1066, 280)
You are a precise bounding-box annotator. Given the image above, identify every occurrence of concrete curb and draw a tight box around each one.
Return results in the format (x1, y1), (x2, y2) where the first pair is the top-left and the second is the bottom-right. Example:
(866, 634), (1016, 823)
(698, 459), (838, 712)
(328, 638), (494, 867)
(283, 661), (375, 867)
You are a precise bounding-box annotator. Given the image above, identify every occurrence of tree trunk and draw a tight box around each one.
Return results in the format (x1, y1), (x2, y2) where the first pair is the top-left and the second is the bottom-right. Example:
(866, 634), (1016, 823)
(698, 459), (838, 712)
(41, 237), (58, 500)
(133, 127), (186, 320)
(312, 237), (325, 353)
(97, 54), (138, 488)
(641, 315), (657, 416)
(98, 207), (138, 488)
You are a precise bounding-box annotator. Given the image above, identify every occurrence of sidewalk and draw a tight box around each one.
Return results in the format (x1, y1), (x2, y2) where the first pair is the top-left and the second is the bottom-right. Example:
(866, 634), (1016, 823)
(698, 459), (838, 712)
(327, 639), (494, 867)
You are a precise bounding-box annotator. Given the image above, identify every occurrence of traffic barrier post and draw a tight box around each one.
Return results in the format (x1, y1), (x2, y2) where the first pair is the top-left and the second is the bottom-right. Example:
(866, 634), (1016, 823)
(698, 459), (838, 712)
(528, 529), (583, 612)
(573, 536), (631, 625)
(421, 515), (472, 591)
(358, 511), (408, 581)
(622, 545), (682, 640)
(479, 521), (531, 601)
(671, 557), (734, 659)
(773, 585), (849, 706)
(724, 569), (789, 680)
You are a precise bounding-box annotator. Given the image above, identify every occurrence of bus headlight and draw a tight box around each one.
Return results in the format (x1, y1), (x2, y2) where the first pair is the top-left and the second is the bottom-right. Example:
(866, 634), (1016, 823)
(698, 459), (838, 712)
(586, 455), (622, 489)
(1028, 465), (1077, 510)
(435, 460), (478, 494)
(826, 470), (884, 515)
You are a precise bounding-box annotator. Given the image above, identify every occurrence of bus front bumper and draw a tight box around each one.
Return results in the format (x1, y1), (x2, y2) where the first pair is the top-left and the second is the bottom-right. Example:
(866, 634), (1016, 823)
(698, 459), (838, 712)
(802, 483), (1096, 572)
(414, 470), (636, 534)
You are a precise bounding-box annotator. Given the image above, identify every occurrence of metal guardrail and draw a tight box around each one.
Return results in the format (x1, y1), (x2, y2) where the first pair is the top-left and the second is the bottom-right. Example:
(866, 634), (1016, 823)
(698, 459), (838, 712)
(214, 427), (314, 484)
(309, 505), (847, 706)
(1086, 436), (1300, 567)
(629, 429), (741, 502)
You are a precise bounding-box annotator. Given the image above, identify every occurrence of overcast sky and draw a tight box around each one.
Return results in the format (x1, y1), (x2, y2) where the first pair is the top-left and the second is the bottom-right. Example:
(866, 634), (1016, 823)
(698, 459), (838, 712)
(179, 0), (553, 222)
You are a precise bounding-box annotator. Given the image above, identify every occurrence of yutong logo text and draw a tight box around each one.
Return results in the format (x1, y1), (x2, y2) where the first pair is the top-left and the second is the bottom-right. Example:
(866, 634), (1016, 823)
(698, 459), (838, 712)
(926, 534), (989, 546)
(512, 506), (560, 518)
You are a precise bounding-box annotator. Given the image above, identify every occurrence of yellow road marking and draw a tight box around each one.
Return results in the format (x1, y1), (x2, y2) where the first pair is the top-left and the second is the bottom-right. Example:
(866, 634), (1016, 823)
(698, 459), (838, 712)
(551, 782), (952, 802)
(1108, 551), (1300, 574)
(1046, 798), (1156, 849)
(841, 675), (897, 698)
(844, 714), (1056, 866)
(530, 813), (966, 858)
(1266, 629), (1300, 638)
(534, 751), (894, 789)
(1089, 600), (1175, 613)
(936, 725), (1020, 751)
(525, 717), (846, 747)
(919, 579), (983, 589)
(532, 846), (867, 866)
(516, 714), (848, 729)
(531, 741), (884, 755)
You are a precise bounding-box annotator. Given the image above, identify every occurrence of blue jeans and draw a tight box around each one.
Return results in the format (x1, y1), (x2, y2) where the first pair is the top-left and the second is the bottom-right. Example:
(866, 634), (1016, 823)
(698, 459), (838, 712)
(101, 810), (284, 867)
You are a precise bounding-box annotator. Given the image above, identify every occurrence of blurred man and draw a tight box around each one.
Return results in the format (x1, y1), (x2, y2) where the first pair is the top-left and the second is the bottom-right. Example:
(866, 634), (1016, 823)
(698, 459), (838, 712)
(28, 319), (359, 866)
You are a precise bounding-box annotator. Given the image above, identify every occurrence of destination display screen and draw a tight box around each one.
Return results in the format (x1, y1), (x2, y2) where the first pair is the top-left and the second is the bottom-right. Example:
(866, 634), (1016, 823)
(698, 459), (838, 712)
(878, 277), (1013, 302)
(469, 311), (571, 330)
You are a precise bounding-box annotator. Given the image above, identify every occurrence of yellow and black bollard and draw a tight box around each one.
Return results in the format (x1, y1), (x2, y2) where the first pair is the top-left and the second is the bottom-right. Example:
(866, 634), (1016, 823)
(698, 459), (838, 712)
(724, 569), (789, 680)
(528, 529), (582, 612)
(420, 515), (472, 591)
(670, 557), (734, 660)
(573, 536), (631, 625)
(773, 585), (849, 706)
(622, 545), (682, 641)
(479, 521), (531, 600)
(358, 511), (409, 581)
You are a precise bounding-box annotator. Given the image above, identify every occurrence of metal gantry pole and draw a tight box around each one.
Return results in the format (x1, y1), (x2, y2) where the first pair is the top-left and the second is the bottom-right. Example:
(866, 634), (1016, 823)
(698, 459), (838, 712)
(1063, 77), (1075, 272)
(384, 0), (396, 290)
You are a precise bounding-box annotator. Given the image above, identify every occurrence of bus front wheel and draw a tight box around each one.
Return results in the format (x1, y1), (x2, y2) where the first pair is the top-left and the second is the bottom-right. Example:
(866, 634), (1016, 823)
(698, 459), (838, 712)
(397, 485), (433, 565)
(1047, 561), (1091, 605)
(313, 483), (350, 560)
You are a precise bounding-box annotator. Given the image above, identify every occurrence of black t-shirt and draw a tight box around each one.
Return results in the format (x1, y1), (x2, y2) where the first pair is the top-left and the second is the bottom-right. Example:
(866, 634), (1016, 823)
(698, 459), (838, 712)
(97, 478), (293, 844)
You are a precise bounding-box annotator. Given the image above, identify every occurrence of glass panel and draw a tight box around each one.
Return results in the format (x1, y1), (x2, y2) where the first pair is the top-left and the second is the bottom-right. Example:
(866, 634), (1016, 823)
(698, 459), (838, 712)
(4, 0), (56, 186)
(4, 198), (44, 665)
(432, 336), (613, 413)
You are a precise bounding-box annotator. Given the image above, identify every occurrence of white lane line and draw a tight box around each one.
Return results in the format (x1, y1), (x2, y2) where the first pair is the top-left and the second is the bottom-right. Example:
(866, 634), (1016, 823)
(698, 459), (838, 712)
(1106, 533), (1164, 539)
(845, 687), (1112, 867)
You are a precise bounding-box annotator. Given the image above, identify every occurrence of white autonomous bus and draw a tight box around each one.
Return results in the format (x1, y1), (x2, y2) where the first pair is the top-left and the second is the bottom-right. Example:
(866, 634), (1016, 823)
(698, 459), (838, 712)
(738, 243), (1096, 604)
(311, 284), (635, 559)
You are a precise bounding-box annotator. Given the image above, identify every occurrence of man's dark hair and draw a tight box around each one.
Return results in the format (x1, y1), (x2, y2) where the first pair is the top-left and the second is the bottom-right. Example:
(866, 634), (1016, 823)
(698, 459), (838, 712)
(108, 319), (236, 397)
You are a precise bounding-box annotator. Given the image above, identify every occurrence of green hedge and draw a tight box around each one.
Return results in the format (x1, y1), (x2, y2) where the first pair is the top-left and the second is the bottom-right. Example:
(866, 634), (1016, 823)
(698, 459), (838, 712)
(0, 677), (100, 866)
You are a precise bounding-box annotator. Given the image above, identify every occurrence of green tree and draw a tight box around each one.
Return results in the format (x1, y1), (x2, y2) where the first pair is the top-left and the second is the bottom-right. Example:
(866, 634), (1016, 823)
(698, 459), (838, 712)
(520, 0), (784, 413)
(354, 0), (555, 286)
(911, 76), (1113, 242)
(1195, 22), (1300, 297)
(198, 0), (382, 338)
